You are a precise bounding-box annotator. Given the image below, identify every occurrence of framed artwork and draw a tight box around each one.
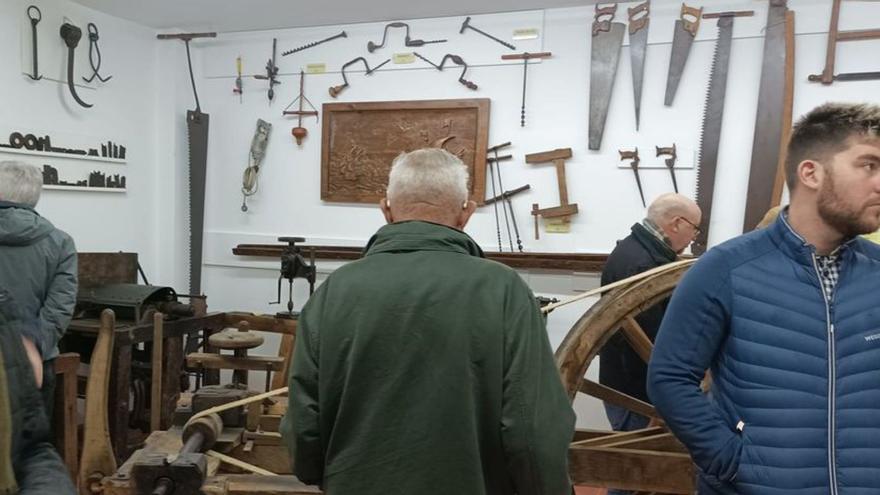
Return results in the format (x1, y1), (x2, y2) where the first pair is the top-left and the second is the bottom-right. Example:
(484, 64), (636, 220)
(321, 98), (490, 204)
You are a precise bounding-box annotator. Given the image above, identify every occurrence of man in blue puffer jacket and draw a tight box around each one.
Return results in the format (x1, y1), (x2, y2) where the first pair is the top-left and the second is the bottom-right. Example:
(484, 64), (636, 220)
(648, 102), (880, 494)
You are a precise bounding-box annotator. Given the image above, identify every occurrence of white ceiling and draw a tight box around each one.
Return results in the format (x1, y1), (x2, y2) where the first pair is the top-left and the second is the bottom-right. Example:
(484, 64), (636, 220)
(69, 0), (596, 33)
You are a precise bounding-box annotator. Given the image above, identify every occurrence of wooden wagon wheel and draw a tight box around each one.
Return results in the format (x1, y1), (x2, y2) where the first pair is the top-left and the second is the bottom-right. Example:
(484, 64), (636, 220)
(553, 260), (697, 495)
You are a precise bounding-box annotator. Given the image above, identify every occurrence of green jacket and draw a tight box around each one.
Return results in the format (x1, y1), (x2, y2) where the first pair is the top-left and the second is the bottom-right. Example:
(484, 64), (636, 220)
(282, 221), (575, 495)
(0, 202), (77, 361)
(0, 289), (76, 495)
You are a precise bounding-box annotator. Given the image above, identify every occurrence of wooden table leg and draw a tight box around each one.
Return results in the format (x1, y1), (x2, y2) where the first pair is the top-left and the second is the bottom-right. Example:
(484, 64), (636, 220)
(53, 353), (79, 481)
(108, 341), (132, 463)
(161, 335), (183, 429)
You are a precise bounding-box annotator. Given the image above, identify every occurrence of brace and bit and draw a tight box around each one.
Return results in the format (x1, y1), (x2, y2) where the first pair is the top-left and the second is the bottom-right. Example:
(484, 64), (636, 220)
(459, 16), (516, 51)
(412, 52), (477, 90)
(60, 23), (92, 108)
(328, 57), (389, 98)
(367, 22), (446, 52)
(253, 38), (281, 102)
(26, 6), (42, 80)
(83, 23), (112, 83)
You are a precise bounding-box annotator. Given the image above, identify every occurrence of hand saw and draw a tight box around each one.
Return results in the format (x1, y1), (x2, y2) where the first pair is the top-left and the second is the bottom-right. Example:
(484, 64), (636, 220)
(157, 32), (217, 294)
(664, 3), (702, 107)
(589, 4), (625, 151)
(691, 11), (753, 255)
(628, 1), (650, 130)
(743, 0), (790, 233)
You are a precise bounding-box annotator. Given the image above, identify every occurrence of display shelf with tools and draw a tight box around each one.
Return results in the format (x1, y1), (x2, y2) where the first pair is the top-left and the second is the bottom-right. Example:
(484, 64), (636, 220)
(44, 185), (126, 193)
(0, 146), (126, 164)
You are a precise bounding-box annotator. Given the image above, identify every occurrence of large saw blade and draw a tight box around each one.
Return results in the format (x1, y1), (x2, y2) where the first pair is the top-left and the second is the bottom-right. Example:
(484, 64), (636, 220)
(692, 15), (735, 255)
(742, 0), (788, 232)
(187, 110), (209, 295)
(589, 18), (625, 150)
(664, 4), (702, 106)
(628, 1), (650, 130)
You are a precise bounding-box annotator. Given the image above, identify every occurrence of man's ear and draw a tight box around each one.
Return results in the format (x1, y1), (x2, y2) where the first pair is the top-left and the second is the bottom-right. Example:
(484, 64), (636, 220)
(456, 200), (478, 230)
(798, 160), (823, 192)
(380, 198), (394, 224)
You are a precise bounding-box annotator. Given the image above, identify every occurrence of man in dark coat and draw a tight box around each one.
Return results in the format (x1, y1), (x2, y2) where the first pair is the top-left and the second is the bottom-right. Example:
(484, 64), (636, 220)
(599, 192), (701, 494)
(282, 149), (575, 495)
(0, 161), (78, 418)
(0, 287), (76, 495)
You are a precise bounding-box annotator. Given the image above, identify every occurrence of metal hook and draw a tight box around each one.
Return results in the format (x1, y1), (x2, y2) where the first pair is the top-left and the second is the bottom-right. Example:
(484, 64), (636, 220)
(83, 22), (112, 83)
(60, 23), (92, 108)
(26, 6), (42, 81)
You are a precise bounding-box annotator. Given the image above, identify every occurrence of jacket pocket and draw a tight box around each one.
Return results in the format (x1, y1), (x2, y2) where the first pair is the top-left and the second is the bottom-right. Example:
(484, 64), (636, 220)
(733, 424), (769, 488)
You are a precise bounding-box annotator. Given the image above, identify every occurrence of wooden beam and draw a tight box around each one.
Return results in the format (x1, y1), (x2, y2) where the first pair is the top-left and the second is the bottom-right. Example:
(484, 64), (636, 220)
(150, 313), (163, 432)
(206, 475), (321, 495)
(578, 379), (659, 419)
(571, 427), (667, 448)
(569, 443), (695, 493)
(233, 244), (610, 273)
(600, 432), (689, 454)
(224, 313), (298, 335)
(187, 353), (286, 372)
(620, 316), (653, 363)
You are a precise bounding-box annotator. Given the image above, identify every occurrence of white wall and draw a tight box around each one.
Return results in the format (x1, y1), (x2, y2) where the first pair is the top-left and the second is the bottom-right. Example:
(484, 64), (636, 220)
(0, 0), (187, 284)
(5, 0), (880, 429)
(191, 0), (880, 427)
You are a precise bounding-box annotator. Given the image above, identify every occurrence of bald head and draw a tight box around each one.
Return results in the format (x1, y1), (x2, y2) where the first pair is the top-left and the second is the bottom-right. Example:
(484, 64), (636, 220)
(647, 193), (702, 253)
(380, 148), (477, 229)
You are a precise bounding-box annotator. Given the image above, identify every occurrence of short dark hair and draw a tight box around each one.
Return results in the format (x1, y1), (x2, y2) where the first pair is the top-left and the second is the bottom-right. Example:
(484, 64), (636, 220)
(785, 102), (880, 191)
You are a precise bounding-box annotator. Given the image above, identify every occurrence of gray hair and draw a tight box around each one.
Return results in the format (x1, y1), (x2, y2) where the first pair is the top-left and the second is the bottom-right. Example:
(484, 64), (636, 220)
(386, 149), (469, 208)
(0, 161), (42, 207)
(646, 192), (694, 224)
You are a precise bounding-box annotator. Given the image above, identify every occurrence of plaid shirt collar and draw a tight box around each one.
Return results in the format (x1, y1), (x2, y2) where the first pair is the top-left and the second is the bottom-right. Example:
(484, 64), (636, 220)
(780, 208), (846, 300)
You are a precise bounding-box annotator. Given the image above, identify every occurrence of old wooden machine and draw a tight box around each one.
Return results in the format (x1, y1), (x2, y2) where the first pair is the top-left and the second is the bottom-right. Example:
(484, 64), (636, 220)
(63, 253), (219, 461)
(79, 309), (318, 495)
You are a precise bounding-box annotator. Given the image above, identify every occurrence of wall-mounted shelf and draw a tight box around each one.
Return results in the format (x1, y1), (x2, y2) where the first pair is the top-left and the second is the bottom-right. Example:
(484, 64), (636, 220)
(43, 185), (126, 193)
(0, 146), (126, 164)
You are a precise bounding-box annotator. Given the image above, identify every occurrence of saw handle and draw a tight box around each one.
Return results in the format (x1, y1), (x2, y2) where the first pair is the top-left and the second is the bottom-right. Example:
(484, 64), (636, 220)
(655, 144), (677, 159)
(592, 4), (618, 36)
(618, 148), (640, 164)
(628, 1), (650, 34)
(681, 4), (703, 36)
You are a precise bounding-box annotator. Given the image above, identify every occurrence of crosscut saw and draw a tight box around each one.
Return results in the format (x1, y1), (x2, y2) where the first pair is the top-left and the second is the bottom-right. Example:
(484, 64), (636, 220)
(743, 0), (790, 233)
(157, 32), (216, 295)
(589, 3), (625, 151)
(664, 4), (702, 107)
(691, 11), (753, 255)
(628, 1), (650, 130)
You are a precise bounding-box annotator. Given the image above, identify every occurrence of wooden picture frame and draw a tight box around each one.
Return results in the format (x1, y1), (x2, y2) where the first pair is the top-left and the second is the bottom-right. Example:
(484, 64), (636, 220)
(321, 98), (490, 204)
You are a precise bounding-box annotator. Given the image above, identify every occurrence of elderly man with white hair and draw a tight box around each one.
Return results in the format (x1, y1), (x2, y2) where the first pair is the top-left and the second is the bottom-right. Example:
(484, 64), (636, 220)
(0, 161), (78, 417)
(281, 148), (575, 495)
(597, 192), (701, 495)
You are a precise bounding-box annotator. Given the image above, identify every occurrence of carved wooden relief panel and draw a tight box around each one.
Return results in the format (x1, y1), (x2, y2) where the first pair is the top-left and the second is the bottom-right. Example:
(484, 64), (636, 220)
(321, 98), (490, 204)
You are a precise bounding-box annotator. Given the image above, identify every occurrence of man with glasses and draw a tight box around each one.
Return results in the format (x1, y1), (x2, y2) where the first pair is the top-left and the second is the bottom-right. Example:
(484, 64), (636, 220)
(649, 102), (880, 494)
(598, 193), (701, 495)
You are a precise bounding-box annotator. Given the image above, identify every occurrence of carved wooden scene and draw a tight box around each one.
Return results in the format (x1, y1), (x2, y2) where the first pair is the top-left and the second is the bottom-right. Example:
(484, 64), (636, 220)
(321, 98), (490, 204)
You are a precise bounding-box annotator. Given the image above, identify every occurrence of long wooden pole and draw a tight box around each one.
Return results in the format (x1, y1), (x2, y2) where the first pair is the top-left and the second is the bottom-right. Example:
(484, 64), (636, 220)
(541, 259), (696, 313)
